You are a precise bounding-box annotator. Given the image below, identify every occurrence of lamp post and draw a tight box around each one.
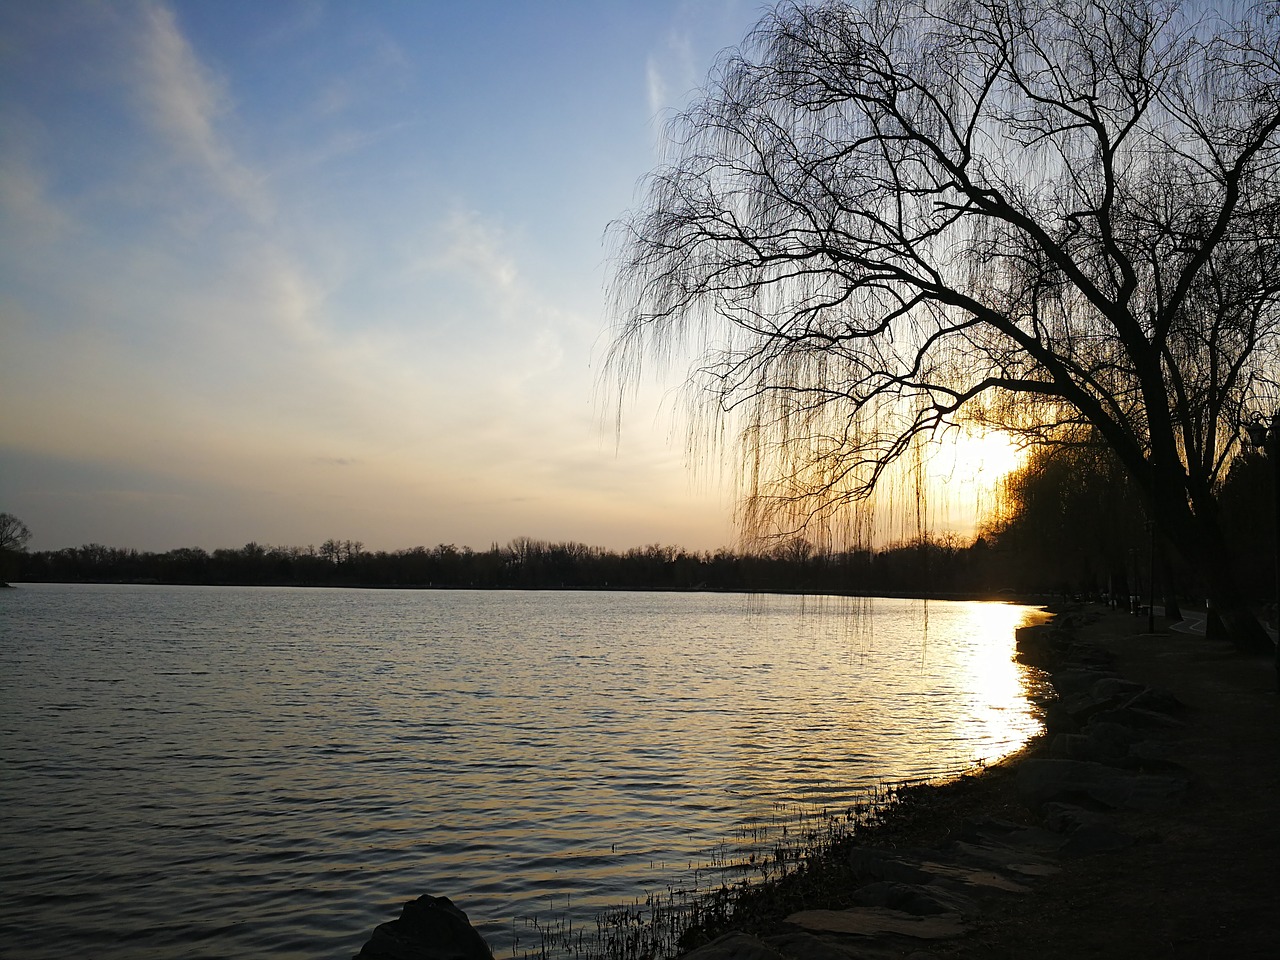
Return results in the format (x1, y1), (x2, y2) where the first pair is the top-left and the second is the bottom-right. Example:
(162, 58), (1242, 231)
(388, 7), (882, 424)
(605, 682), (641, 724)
(1240, 410), (1280, 692)
(1147, 519), (1156, 635)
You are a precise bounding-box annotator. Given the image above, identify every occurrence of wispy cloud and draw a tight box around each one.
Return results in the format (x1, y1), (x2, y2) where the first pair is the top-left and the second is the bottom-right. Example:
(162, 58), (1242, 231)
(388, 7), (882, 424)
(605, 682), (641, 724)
(417, 209), (520, 291)
(645, 31), (696, 123)
(0, 155), (73, 247)
(1, 0), (753, 553)
(131, 1), (270, 218)
(645, 1), (757, 136)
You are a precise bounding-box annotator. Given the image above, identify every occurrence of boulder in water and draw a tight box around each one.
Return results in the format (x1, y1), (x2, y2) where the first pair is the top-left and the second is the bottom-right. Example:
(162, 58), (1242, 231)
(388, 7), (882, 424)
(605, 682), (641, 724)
(356, 895), (494, 960)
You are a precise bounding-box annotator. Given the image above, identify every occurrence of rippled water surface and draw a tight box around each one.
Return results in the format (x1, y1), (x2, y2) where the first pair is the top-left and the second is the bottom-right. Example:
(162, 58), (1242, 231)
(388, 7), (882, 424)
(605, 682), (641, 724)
(0, 585), (1045, 958)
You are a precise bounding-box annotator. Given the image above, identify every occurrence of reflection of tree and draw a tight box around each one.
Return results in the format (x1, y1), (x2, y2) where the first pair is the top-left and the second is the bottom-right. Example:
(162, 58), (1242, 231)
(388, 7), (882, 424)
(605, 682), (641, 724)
(608, 0), (1280, 649)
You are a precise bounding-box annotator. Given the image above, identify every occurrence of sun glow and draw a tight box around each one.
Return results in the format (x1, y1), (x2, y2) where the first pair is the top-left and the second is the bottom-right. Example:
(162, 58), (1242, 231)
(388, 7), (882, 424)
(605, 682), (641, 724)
(917, 428), (1026, 540)
(942, 429), (1026, 484)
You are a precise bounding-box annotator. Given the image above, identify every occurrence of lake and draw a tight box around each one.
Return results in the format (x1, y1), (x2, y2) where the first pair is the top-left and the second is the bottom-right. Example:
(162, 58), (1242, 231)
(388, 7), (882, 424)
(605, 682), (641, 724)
(0, 584), (1046, 959)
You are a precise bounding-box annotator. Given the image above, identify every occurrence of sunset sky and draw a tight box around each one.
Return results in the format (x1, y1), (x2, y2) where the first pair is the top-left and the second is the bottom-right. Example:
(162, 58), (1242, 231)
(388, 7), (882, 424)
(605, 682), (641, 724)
(1, 0), (1013, 554)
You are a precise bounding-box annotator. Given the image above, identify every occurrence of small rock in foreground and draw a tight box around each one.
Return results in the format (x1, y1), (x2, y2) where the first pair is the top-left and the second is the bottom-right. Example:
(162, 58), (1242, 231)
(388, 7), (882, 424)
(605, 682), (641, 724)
(356, 895), (494, 960)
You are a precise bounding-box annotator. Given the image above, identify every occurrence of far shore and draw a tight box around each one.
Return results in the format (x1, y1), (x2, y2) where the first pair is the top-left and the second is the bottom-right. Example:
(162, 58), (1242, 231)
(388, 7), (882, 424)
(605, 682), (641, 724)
(5, 577), (1063, 605)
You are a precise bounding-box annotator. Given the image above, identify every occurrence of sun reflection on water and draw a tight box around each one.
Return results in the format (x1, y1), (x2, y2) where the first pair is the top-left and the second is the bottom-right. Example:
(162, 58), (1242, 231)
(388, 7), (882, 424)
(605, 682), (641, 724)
(950, 601), (1051, 761)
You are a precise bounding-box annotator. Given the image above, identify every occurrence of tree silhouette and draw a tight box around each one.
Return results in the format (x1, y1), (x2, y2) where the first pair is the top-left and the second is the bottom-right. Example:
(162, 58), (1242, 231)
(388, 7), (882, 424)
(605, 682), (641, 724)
(0, 513), (31, 554)
(985, 437), (1147, 596)
(610, 0), (1280, 648)
(0, 513), (32, 584)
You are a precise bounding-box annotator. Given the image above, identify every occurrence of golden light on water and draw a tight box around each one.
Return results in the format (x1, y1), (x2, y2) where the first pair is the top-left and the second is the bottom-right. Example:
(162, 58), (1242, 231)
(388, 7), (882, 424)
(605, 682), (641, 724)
(951, 602), (1050, 761)
(734, 596), (1050, 783)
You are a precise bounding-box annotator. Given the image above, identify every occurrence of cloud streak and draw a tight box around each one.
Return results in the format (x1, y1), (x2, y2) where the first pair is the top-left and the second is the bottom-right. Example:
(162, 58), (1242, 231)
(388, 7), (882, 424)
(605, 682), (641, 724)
(132, 1), (270, 218)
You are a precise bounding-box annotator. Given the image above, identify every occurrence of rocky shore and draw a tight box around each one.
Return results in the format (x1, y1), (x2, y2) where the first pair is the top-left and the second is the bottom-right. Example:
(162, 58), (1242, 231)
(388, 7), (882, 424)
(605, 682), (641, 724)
(357, 606), (1279, 960)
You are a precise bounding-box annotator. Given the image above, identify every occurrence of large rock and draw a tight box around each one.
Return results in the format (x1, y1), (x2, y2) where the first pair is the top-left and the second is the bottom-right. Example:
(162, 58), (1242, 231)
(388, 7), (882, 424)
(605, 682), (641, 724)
(1040, 701), (1083, 736)
(1016, 759), (1187, 811)
(847, 846), (934, 885)
(847, 845), (1033, 895)
(1058, 689), (1133, 726)
(680, 932), (787, 960)
(1050, 721), (1136, 764)
(1085, 721), (1140, 754)
(849, 880), (975, 916)
(1122, 686), (1186, 716)
(356, 895), (494, 960)
(1089, 705), (1185, 729)
(950, 817), (1063, 855)
(1041, 802), (1136, 858)
(944, 839), (1060, 878)
(1049, 667), (1120, 698)
(1090, 677), (1148, 701)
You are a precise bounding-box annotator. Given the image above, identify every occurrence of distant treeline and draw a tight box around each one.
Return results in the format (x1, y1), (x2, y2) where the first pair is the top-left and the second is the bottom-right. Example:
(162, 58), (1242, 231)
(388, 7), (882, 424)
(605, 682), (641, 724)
(14, 535), (1029, 598)
(9, 438), (1274, 603)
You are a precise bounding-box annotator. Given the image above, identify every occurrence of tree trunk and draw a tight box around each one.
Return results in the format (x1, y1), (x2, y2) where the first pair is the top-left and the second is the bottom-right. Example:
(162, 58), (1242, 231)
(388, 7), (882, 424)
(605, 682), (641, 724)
(1201, 529), (1273, 654)
(1156, 535), (1182, 621)
(1158, 484), (1273, 654)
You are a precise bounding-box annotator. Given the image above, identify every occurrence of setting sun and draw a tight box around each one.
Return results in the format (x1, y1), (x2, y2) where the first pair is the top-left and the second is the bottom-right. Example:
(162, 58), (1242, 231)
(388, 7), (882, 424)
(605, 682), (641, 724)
(909, 428), (1026, 540)
(946, 429), (1027, 483)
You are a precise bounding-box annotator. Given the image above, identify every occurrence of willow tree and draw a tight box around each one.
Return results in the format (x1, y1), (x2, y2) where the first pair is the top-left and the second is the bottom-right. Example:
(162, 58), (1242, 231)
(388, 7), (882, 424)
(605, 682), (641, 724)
(609, 0), (1280, 647)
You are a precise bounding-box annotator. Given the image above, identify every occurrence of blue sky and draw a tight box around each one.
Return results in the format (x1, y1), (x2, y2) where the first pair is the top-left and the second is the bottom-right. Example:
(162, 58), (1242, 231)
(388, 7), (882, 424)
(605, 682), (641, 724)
(1, 0), (776, 552)
(1, 0), (1014, 554)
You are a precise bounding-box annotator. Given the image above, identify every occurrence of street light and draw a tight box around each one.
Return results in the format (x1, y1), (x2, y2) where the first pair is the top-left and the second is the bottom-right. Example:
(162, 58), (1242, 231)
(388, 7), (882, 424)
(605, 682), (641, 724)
(1245, 415), (1274, 452)
(1239, 410), (1280, 692)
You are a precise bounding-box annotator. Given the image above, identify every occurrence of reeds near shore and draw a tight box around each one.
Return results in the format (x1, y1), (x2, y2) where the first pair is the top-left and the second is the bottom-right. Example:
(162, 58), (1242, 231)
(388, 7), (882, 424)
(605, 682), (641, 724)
(508, 774), (957, 960)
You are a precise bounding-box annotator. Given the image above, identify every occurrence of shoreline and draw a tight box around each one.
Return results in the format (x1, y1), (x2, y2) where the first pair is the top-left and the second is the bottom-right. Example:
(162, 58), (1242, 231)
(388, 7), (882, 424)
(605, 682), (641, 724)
(669, 603), (1279, 959)
(5, 578), (1056, 605)
(360, 602), (1278, 959)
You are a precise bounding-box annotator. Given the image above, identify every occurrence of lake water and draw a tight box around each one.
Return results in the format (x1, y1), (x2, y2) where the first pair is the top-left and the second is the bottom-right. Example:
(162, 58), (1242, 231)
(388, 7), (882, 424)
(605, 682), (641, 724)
(0, 584), (1046, 959)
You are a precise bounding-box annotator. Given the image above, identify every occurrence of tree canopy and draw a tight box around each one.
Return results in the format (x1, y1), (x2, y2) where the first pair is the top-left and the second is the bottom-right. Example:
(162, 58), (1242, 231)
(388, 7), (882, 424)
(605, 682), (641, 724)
(610, 0), (1280, 646)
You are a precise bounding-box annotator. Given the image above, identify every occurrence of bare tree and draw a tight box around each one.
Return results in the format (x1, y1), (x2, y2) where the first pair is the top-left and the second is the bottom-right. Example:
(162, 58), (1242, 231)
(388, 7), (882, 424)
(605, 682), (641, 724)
(610, 0), (1280, 647)
(0, 513), (32, 554)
